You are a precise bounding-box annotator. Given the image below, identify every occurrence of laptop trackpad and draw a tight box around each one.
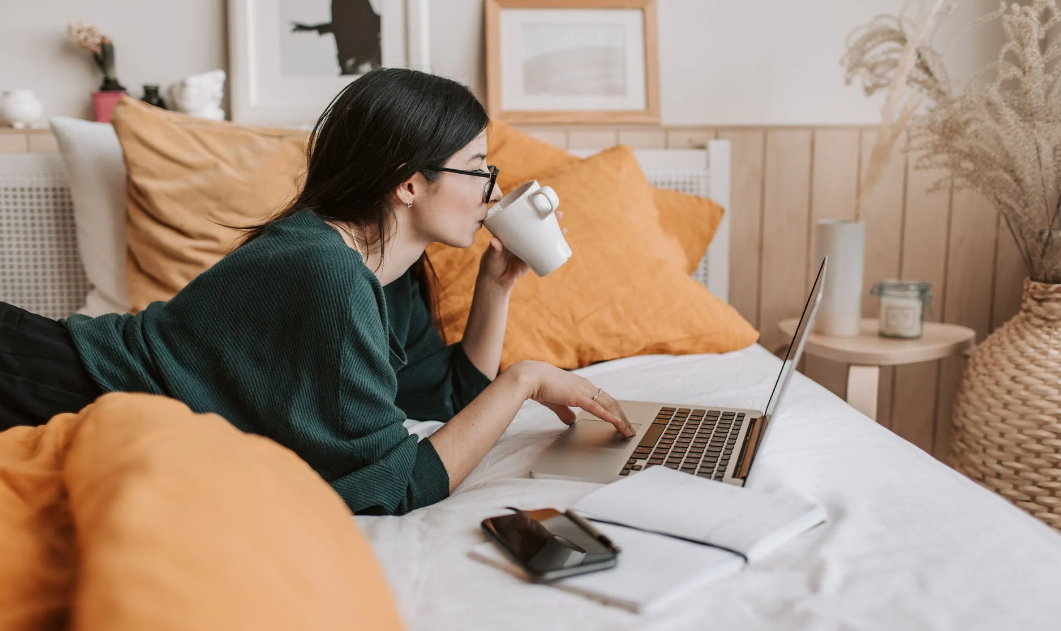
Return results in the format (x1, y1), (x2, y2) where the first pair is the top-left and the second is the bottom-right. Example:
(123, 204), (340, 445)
(563, 420), (641, 450)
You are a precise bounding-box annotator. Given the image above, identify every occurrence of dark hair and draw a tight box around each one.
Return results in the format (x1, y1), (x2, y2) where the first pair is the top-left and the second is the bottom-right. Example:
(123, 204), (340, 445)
(239, 67), (490, 333)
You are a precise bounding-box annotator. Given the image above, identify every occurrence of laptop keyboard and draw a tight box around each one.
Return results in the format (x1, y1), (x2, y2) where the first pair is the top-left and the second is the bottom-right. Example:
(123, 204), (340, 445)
(620, 407), (744, 481)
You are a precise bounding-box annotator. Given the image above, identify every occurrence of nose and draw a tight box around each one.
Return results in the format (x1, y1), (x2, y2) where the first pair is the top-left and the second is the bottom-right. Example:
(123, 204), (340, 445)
(488, 185), (503, 204)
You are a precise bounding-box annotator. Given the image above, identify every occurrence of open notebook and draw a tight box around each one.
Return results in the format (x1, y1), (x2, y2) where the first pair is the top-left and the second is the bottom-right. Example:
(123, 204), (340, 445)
(470, 466), (826, 613)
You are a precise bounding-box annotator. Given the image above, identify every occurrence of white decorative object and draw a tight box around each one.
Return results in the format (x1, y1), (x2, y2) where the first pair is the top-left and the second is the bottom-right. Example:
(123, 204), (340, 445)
(813, 219), (865, 337)
(169, 70), (227, 120)
(1, 90), (44, 128)
(228, 0), (432, 126)
(49, 116), (131, 315)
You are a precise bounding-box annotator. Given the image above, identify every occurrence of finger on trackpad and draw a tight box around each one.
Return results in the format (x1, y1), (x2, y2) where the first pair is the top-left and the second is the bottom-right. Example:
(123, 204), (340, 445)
(566, 420), (640, 449)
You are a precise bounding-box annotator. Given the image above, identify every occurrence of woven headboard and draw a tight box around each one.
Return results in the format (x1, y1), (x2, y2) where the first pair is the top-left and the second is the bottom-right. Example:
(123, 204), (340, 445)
(0, 153), (91, 319)
(0, 142), (732, 318)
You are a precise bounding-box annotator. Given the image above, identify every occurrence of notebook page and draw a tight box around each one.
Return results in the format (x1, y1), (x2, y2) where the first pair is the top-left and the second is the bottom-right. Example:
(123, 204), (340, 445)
(572, 466), (825, 561)
(469, 520), (742, 614)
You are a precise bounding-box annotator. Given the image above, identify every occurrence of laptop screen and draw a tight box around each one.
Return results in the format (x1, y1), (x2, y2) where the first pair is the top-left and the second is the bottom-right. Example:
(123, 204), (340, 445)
(762, 257), (828, 421)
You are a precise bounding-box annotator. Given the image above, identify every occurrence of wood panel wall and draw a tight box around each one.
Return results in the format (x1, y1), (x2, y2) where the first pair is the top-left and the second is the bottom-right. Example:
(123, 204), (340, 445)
(1, 125), (1028, 461)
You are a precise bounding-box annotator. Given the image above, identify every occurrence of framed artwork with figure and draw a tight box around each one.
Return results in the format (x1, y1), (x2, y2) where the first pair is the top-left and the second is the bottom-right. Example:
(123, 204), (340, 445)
(229, 0), (431, 126)
(485, 0), (660, 124)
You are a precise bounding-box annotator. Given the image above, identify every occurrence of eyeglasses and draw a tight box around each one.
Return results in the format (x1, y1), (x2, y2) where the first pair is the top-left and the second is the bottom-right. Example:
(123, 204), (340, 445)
(430, 164), (499, 203)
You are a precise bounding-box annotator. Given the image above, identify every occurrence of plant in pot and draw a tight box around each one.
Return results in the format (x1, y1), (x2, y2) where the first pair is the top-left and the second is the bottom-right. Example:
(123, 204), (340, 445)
(844, 0), (1061, 530)
(68, 20), (127, 123)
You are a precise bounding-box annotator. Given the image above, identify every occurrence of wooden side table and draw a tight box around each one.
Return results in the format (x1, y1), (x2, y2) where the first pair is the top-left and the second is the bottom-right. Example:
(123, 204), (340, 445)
(777, 318), (976, 421)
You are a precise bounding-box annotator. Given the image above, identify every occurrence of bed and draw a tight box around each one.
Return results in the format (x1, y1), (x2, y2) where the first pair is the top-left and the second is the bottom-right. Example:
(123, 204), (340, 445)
(355, 145), (1061, 630)
(359, 347), (1061, 630)
(4, 138), (1061, 630)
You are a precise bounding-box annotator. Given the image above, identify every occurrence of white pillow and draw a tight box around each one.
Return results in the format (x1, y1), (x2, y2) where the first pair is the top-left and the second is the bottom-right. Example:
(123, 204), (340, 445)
(49, 116), (130, 315)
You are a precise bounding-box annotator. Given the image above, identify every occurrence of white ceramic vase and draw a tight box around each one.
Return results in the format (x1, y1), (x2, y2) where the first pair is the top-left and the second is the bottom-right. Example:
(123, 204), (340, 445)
(814, 219), (865, 337)
(1, 90), (44, 129)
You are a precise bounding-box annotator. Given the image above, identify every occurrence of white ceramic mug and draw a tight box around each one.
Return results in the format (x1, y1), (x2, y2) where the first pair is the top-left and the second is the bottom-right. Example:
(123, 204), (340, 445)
(483, 180), (572, 276)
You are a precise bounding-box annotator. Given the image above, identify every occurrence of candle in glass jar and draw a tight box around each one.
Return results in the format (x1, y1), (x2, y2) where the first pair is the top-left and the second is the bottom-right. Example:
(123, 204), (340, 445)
(880, 293), (922, 337)
(872, 280), (932, 339)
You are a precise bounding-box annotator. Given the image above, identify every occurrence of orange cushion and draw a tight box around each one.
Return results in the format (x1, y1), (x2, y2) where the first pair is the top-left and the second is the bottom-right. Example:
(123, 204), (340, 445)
(110, 97), (309, 311)
(0, 394), (405, 631)
(487, 120), (723, 274)
(426, 145), (757, 370)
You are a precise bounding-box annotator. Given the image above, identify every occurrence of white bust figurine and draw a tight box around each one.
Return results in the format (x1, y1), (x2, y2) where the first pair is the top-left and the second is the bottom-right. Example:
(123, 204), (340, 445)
(169, 70), (226, 120)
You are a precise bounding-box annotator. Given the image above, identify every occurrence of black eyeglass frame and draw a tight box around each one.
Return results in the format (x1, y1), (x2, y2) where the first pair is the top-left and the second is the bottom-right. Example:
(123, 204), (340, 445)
(429, 164), (499, 203)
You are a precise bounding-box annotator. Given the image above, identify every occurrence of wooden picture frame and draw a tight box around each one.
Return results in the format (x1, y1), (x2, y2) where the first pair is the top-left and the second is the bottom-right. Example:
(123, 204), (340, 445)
(485, 0), (660, 124)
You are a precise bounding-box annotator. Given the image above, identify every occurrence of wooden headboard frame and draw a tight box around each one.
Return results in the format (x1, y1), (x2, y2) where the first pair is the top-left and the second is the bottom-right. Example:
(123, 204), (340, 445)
(570, 140), (731, 302)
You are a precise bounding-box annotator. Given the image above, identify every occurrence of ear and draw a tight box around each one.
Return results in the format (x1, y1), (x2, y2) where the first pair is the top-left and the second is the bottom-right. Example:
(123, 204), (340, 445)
(395, 172), (425, 207)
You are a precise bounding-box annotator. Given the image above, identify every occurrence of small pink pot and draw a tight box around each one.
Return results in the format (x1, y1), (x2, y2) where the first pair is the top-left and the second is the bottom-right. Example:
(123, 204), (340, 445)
(92, 90), (126, 123)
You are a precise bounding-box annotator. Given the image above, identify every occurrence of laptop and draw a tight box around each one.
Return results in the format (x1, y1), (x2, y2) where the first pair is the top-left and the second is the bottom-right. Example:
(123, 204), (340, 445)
(530, 257), (827, 487)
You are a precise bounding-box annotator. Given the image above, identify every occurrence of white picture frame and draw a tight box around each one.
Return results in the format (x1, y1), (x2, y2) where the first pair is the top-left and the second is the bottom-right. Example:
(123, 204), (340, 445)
(229, 0), (431, 126)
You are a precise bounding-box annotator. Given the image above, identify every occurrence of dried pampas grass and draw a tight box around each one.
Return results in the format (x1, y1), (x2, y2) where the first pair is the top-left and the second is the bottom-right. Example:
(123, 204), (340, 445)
(845, 0), (1061, 283)
(843, 0), (955, 223)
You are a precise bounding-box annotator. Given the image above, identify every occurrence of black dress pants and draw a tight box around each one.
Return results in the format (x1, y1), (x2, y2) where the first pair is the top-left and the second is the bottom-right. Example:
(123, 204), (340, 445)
(0, 301), (101, 432)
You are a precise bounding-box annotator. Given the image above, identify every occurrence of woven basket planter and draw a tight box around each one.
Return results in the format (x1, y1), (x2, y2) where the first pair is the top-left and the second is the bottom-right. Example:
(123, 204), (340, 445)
(950, 279), (1061, 530)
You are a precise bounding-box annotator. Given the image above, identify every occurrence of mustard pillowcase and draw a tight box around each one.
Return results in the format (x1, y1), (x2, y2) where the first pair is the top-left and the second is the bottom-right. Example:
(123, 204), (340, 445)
(109, 97), (308, 311)
(426, 145), (758, 370)
(487, 120), (724, 275)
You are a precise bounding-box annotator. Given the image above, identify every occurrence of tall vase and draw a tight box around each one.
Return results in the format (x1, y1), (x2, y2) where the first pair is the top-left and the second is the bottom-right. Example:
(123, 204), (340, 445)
(950, 279), (1061, 531)
(814, 219), (865, 337)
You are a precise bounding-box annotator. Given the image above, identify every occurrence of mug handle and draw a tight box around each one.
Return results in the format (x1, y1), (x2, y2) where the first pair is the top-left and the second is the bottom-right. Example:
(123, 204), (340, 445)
(530, 186), (559, 218)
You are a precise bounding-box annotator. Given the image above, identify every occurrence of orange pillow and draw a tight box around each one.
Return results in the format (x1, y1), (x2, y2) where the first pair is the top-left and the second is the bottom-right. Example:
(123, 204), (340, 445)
(66, 393), (404, 631)
(426, 146), (757, 370)
(487, 120), (723, 274)
(110, 97), (309, 311)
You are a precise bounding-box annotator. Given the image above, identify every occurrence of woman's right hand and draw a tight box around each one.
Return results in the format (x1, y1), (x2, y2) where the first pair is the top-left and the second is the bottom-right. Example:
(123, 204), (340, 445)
(509, 361), (635, 437)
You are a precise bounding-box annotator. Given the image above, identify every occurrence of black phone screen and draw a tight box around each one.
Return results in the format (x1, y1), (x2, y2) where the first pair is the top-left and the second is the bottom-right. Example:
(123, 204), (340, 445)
(482, 508), (617, 579)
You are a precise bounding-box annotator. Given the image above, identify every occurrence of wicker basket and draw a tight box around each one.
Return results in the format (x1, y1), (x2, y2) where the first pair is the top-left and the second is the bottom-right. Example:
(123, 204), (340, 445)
(950, 279), (1061, 530)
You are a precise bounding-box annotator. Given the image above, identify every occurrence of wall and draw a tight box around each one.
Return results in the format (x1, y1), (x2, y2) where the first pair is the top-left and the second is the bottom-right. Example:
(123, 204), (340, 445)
(1, 0), (1002, 124)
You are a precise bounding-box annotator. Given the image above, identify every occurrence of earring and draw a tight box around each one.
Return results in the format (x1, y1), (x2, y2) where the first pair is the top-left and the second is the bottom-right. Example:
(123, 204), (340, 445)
(406, 200), (413, 208)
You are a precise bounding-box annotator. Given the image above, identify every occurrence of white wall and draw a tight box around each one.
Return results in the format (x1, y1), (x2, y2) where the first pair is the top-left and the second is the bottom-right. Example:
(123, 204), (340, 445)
(0, 0), (1006, 125)
(0, 0), (228, 122)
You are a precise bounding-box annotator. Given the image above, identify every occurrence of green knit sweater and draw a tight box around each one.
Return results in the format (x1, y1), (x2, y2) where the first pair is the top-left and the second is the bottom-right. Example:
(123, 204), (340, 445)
(64, 210), (492, 515)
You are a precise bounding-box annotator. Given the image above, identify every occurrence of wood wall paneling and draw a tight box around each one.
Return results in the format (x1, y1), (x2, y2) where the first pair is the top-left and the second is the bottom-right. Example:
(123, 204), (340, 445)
(718, 130), (765, 329)
(934, 189), (998, 460)
(0, 132), (29, 153)
(858, 130), (908, 430)
(804, 129), (862, 400)
(759, 130), (814, 354)
(666, 129), (715, 149)
(891, 151), (953, 453)
(619, 128), (667, 148)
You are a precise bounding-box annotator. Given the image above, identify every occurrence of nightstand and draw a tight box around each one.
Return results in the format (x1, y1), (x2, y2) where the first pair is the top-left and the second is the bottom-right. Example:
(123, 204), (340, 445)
(777, 318), (976, 421)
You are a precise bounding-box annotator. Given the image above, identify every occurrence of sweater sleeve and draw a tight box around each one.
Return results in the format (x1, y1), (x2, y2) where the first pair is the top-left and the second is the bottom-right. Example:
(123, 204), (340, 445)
(325, 276), (451, 516)
(392, 277), (493, 421)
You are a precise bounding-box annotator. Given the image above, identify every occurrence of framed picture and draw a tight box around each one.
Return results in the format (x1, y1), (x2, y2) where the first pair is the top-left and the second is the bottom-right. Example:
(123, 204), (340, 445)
(229, 0), (431, 126)
(485, 0), (659, 124)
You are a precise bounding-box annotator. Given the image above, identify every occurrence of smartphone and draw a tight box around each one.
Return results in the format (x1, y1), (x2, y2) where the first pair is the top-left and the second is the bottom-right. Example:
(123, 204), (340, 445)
(481, 507), (620, 582)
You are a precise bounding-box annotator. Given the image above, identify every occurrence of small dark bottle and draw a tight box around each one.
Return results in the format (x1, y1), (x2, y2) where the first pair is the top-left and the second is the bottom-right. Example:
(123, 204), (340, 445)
(141, 84), (167, 110)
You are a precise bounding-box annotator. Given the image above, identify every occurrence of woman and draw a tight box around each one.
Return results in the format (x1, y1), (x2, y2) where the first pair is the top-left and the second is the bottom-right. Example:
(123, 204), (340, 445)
(0, 68), (633, 515)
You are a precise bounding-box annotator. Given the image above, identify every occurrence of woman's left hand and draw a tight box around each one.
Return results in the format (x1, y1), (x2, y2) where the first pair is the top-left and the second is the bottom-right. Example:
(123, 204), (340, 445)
(478, 211), (565, 292)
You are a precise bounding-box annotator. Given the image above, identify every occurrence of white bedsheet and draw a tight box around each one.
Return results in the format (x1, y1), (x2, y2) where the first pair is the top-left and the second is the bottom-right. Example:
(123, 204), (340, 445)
(357, 345), (1061, 630)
